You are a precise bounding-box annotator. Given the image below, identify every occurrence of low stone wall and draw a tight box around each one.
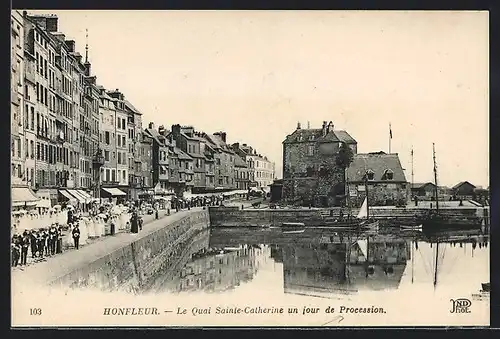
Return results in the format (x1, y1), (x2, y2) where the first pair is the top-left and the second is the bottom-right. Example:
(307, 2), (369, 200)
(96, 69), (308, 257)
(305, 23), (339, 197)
(208, 206), (325, 227)
(50, 210), (210, 292)
(209, 206), (483, 227)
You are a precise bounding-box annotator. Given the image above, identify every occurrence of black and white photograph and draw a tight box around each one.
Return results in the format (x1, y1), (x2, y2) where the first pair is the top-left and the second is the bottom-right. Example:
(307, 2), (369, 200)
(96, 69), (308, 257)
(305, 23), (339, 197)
(10, 10), (489, 327)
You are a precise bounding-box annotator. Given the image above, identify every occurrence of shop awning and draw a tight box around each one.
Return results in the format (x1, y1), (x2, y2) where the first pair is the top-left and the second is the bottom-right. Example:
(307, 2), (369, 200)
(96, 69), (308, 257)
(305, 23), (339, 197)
(102, 187), (127, 196)
(67, 190), (86, 203)
(12, 187), (39, 207)
(35, 198), (51, 209)
(76, 189), (92, 203)
(160, 165), (167, 171)
(59, 190), (77, 204)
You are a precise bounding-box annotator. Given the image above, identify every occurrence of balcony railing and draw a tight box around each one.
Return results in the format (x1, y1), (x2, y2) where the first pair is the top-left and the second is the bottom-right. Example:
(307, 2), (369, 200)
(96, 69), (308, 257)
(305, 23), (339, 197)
(92, 154), (105, 167)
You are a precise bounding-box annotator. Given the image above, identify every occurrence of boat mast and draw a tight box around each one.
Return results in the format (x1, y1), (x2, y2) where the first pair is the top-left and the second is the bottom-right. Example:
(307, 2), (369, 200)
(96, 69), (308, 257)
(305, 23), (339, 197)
(411, 240), (415, 284)
(432, 143), (439, 213)
(433, 237), (439, 289)
(411, 147), (414, 190)
(364, 172), (369, 219)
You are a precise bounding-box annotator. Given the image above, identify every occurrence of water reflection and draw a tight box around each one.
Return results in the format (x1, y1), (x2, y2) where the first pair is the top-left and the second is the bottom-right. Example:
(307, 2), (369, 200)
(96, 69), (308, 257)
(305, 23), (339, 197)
(152, 227), (489, 300)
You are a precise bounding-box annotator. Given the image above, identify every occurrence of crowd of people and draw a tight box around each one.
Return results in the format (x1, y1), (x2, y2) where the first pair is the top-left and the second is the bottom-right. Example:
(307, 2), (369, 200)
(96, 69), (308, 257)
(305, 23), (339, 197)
(11, 201), (138, 269)
(11, 192), (252, 269)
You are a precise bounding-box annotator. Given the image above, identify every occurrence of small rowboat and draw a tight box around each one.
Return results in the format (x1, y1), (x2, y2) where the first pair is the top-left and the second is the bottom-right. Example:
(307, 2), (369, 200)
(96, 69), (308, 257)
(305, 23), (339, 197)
(400, 224), (423, 232)
(360, 220), (379, 232)
(283, 229), (305, 234)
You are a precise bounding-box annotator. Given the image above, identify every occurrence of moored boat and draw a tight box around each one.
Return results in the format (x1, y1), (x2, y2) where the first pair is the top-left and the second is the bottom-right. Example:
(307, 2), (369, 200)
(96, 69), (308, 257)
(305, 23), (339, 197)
(400, 224), (423, 232)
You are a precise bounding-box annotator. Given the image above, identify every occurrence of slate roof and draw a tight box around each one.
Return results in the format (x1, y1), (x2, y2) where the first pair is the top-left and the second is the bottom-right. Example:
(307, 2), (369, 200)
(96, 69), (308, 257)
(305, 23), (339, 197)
(173, 147), (192, 161)
(411, 182), (435, 189)
(347, 153), (407, 182)
(124, 100), (141, 115)
(283, 128), (357, 144)
(234, 154), (247, 168)
(452, 181), (476, 190)
(209, 134), (235, 154)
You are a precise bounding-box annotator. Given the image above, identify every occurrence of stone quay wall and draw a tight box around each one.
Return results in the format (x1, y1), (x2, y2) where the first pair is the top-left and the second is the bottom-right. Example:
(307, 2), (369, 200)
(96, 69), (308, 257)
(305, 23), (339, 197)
(50, 211), (210, 292)
(208, 206), (483, 227)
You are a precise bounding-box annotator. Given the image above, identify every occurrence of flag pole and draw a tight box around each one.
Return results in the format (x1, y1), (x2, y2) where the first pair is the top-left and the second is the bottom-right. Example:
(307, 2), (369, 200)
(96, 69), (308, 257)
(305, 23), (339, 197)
(389, 123), (392, 154)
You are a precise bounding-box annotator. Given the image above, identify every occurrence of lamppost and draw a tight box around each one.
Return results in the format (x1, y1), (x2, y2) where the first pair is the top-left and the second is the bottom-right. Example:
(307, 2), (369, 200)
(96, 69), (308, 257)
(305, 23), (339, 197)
(92, 148), (105, 200)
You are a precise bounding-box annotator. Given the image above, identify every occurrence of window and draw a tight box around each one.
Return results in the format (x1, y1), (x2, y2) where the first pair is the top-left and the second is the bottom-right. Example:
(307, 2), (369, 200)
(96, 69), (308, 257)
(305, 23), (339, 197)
(384, 169), (394, 180)
(104, 150), (109, 161)
(366, 170), (375, 181)
(307, 145), (314, 156)
(105, 131), (110, 144)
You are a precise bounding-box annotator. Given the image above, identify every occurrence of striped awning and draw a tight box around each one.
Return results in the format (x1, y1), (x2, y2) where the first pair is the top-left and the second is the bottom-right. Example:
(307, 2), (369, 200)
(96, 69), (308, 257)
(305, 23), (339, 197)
(59, 190), (76, 204)
(76, 189), (92, 203)
(12, 187), (39, 207)
(102, 187), (127, 196)
(66, 190), (86, 203)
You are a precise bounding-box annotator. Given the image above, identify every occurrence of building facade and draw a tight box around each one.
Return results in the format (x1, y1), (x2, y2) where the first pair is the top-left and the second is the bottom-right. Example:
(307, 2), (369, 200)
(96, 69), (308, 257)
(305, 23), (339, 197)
(232, 143), (275, 189)
(144, 124), (171, 194)
(282, 121), (357, 207)
(346, 152), (408, 207)
(98, 87), (120, 188)
(169, 125), (206, 193)
(234, 154), (250, 190)
(11, 11), (25, 183)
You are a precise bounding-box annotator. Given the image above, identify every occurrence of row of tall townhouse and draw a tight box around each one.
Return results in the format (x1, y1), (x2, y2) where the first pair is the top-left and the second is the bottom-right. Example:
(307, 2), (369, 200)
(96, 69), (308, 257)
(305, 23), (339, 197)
(11, 11), (275, 206)
(11, 11), (150, 206)
(144, 123), (276, 197)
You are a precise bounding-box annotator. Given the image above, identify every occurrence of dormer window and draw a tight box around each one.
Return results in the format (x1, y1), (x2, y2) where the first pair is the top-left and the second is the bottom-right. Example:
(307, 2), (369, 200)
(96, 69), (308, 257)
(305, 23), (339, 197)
(383, 169), (394, 180)
(297, 135), (303, 142)
(309, 135), (315, 141)
(366, 169), (375, 181)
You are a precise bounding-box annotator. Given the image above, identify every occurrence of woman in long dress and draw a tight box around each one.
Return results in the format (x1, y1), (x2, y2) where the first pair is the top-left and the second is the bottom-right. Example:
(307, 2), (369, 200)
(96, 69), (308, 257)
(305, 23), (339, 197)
(78, 218), (88, 245)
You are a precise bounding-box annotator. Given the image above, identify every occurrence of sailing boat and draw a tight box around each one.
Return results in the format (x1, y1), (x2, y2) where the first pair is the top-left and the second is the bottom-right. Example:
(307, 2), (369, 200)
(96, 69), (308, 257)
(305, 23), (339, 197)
(357, 197), (379, 232)
(421, 144), (481, 232)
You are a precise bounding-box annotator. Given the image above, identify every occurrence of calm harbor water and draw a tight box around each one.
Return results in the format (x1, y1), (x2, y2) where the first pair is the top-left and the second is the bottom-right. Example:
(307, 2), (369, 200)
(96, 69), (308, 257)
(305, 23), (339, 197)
(145, 226), (490, 326)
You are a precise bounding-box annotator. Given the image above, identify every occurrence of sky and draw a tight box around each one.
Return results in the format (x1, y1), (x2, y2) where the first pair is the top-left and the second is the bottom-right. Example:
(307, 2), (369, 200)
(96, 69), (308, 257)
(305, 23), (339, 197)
(27, 10), (489, 188)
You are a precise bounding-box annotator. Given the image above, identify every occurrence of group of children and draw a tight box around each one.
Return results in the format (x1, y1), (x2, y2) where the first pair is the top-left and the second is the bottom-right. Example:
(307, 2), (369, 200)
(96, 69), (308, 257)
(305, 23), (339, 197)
(11, 224), (64, 267)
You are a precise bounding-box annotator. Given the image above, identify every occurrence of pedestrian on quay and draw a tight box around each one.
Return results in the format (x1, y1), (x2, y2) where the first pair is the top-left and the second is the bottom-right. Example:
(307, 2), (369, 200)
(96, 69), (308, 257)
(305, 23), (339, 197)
(130, 211), (139, 234)
(29, 230), (37, 258)
(36, 230), (44, 258)
(43, 228), (50, 257)
(49, 224), (57, 255)
(139, 215), (143, 231)
(56, 225), (63, 254)
(72, 224), (81, 250)
(11, 235), (21, 267)
(20, 232), (30, 266)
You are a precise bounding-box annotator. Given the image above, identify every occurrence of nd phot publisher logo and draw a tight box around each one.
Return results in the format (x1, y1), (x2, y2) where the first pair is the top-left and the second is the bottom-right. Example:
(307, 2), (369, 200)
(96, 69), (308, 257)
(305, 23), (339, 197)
(449, 298), (472, 314)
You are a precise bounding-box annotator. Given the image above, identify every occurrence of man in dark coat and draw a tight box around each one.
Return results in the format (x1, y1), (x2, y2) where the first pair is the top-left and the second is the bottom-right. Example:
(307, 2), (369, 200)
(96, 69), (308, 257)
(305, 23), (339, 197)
(49, 225), (57, 255)
(11, 235), (21, 267)
(130, 211), (139, 233)
(20, 232), (30, 265)
(72, 225), (81, 250)
(29, 230), (37, 258)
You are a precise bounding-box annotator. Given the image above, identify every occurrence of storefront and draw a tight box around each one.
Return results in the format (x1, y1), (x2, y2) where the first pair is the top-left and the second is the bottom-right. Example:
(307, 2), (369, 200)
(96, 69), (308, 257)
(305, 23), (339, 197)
(12, 184), (39, 211)
(101, 187), (127, 205)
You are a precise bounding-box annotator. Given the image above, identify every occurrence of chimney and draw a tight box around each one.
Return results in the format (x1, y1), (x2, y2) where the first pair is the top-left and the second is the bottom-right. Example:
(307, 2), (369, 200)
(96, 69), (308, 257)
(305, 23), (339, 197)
(158, 125), (165, 134)
(322, 121), (328, 136)
(65, 40), (75, 52)
(172, 124), (181, 135)
(148, 122), (154, 129)
(232, 142), (240, 151)
(297, 122), (301, 129)
(307, 121), (310, 129)
(84, 62), (91, 76)
(214, 131), (227, 143)
(327, 121), (334, 134)
(46, 16), (58, 32)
